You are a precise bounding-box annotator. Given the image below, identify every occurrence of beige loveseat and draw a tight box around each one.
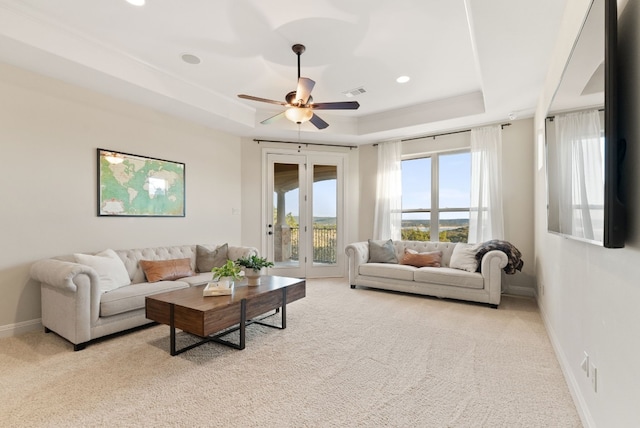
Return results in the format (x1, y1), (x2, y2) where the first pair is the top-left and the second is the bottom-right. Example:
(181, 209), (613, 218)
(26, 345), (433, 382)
(29, 244), (257, 350)
(345, 240), (508, 308)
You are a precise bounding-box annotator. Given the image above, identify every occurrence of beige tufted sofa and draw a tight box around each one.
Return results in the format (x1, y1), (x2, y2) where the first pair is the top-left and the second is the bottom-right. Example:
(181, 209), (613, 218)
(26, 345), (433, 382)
(29, 244), (257, 350)
(345, 240), (508, 308)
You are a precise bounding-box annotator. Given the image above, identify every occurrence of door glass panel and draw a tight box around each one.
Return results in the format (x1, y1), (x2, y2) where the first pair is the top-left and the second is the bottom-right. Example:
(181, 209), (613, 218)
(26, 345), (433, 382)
(313, 165), (337, 266)
(273, 163), (299, 268)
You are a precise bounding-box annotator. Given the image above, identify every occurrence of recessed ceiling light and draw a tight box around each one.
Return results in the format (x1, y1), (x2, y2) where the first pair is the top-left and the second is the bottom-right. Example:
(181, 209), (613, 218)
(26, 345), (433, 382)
(181, 53), (201, 65)
(396, 75), (410, 84)
(126, 0), (145, 6)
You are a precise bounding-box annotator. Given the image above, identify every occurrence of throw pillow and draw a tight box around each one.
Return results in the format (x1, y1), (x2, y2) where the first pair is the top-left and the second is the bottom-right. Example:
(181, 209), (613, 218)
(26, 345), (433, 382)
(400, 248), (443, 268)
(74, 249), (131, 294)
(196, 244), (228, 273)
(368, 239), (398, 263)
(139, 258), (194, 283)
(450, 243), (481, 272)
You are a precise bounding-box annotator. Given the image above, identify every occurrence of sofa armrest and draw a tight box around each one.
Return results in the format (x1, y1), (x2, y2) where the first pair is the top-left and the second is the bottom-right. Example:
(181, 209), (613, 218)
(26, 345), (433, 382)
(479, 250), (508, 305)
(30, 259), (101, 344)
(345, 242), (369, 286)
(30, 259), (99, 293)
(228, 246), (259, 261)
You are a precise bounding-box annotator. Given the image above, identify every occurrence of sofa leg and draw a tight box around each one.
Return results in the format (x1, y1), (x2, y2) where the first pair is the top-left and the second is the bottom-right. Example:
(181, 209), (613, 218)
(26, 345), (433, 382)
(73, 343), (87, 352)
(44, 327), (52, 333)
(350, 284), (356, 289)
(489, 304), (498, 309)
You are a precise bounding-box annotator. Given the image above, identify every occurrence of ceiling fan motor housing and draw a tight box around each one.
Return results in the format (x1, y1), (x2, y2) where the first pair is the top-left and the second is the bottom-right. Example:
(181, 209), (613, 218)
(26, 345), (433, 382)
(286, 91), (313, 105)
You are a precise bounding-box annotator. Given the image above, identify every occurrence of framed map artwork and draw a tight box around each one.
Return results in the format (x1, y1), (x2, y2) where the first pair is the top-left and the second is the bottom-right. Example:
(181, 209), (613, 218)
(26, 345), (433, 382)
(97, 148), (185, 217)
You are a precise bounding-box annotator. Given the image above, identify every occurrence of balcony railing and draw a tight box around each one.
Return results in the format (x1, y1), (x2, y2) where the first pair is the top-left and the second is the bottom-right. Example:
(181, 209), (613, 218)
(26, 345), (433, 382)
(289, 225), (337, 264)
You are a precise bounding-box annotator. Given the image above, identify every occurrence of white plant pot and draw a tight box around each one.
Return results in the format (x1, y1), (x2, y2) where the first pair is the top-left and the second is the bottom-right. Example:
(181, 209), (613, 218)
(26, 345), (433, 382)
(217, 276), (235, 289)
(244, 268), (262, 286)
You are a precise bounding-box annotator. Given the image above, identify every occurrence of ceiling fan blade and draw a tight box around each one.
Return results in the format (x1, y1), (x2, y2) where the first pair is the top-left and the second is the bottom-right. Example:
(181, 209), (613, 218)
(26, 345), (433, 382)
(311, 101), (360, 110)
(260, 111), (286, 125)
(309, 113), (329, 130)
(238, 94), (288, 107)
(295, 77), (315, 104)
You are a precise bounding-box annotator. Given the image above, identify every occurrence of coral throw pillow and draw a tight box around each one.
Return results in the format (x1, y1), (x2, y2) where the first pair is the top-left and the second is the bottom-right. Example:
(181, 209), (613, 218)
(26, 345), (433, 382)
(400, 248), (443, 268)
(139, 258), (194, 283)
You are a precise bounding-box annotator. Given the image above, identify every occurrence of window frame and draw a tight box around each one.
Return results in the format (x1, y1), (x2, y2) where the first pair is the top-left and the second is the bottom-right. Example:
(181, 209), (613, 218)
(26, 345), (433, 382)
(401, 148), (471, 242)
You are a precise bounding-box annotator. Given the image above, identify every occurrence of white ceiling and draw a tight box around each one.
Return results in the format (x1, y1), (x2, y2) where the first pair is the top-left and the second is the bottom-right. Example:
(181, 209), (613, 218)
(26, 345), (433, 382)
(0, 0), (568, 145)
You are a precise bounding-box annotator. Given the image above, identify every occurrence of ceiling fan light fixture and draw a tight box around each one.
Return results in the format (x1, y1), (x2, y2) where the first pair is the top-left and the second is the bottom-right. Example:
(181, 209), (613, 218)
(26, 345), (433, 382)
(285, 107), (313, 124)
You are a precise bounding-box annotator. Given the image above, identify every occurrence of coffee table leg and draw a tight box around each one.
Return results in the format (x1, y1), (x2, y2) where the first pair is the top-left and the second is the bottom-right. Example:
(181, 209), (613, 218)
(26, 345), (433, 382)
(281, 288), (287, 329)
(239, 299), (246, 350)
(170, 304), (177, 356)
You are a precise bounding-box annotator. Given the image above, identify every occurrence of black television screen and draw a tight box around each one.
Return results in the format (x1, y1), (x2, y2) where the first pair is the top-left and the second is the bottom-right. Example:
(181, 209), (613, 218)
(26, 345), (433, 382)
(545, 0), (625, 248)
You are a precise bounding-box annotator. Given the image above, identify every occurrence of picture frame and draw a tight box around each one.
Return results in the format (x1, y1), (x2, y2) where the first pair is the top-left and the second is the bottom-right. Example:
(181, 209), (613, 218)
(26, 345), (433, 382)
(97, 148), (185, 217)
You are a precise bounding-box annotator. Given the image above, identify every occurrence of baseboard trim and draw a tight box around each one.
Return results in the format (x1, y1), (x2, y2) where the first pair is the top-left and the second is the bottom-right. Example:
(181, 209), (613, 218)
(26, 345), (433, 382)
(503, 284), (535, 297)
(0, 318), (42, 338)
(536, 298), (594, 428)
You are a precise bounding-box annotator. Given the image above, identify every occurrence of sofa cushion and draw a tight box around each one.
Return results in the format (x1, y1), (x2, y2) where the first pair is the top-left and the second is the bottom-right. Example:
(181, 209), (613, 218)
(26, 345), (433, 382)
(100, 281), (189, 317)
(450, 243), (481, 272)
(414, 267), (484, 289)
(196, 243), (228, 273)
(74, 249), (131, 293)
(400, 249), (442, 267)
(368, 239), (398, 263)
(359, 263), (416, 281)
(139, 258), (193, 283)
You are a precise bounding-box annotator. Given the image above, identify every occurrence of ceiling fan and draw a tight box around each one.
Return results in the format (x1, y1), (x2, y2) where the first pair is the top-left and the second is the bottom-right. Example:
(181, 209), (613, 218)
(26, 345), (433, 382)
(238, 44), (360, 129)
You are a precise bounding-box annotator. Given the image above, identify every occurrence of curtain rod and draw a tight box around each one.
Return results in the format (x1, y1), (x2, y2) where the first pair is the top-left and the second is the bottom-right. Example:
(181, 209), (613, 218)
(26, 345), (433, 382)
(372, 123), (512, 146)
(546, 108), (605, 121)
(400, 123), (512, 143)
(253, 139), (358, 149)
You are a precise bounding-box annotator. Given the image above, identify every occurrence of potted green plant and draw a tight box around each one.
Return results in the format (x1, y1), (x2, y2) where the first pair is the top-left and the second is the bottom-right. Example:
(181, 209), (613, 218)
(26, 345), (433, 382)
(211, 260), (243, 288)
(236, 255), (274, 286)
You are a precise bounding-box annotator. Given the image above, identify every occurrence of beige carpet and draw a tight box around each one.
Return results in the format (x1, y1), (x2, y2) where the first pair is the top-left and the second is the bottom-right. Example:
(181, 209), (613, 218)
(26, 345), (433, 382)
(0, 278), (581, 427)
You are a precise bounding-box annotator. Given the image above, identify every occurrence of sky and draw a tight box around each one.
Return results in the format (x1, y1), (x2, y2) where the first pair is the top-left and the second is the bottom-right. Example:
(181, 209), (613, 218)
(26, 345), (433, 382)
(401, 152), (471, 221)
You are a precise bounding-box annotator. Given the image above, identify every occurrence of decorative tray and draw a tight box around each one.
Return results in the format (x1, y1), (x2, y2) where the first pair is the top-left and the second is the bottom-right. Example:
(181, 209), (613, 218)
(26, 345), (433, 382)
(203, 282), (234, 296)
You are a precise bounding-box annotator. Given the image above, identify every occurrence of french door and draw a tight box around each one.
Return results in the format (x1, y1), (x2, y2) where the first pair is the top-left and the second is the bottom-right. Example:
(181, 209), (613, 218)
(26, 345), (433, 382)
(264, 152), (344, 278)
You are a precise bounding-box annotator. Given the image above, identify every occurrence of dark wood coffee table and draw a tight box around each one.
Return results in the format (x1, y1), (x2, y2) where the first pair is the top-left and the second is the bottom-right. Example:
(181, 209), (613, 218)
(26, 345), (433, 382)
(145, 275), (305, 355)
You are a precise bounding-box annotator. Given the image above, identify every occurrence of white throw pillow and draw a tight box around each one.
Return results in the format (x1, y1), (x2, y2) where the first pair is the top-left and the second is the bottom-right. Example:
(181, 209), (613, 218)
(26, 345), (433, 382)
(449, 243), (481, 273)
(74, 249), (131, 293)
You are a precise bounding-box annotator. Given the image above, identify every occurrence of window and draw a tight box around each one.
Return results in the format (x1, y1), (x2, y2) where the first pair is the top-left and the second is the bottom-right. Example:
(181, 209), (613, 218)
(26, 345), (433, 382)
(401, 151), (471, 242)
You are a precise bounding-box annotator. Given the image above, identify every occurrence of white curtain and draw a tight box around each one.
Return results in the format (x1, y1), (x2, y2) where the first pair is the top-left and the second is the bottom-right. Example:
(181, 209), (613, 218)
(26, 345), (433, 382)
(373, 140), (402, 240)
(468, 126), (504, 243)
(555, 110), (604, 241)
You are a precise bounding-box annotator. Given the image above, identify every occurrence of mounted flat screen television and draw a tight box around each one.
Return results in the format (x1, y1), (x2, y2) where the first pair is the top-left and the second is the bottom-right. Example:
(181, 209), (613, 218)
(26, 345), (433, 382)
(545, 0), (625, 248)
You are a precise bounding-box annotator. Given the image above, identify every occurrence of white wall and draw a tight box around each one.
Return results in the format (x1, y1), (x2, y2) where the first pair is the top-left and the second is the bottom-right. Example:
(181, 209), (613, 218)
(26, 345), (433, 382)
(534, 0), (640, 426)
(357, 119), (536, 294)
(0, 63), (243, 334)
